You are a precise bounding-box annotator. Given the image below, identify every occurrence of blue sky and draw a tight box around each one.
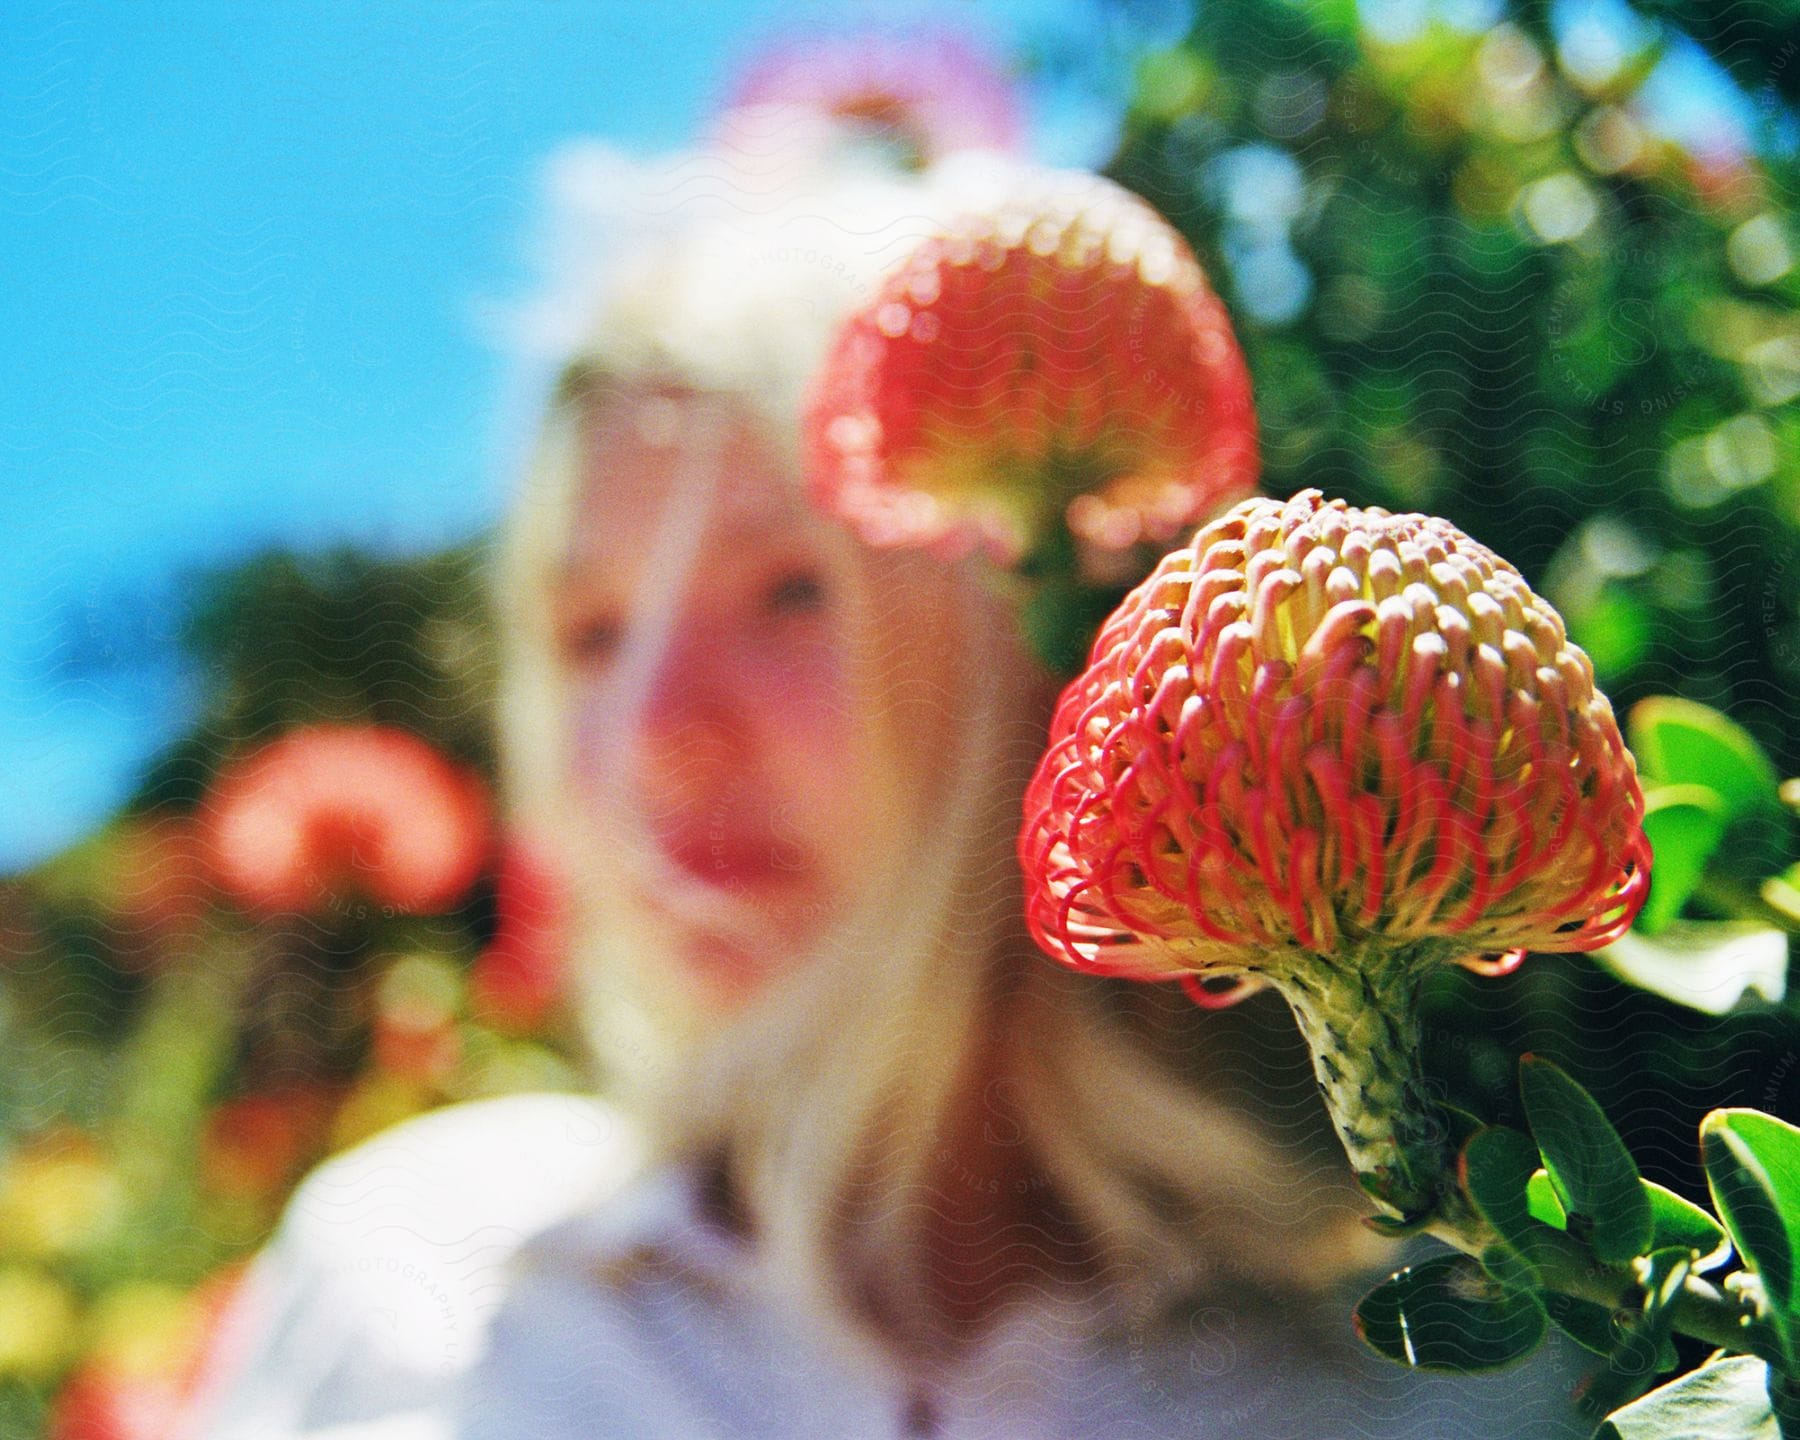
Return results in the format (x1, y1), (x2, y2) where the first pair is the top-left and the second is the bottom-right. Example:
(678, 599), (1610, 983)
(1, 0), (1157, 871)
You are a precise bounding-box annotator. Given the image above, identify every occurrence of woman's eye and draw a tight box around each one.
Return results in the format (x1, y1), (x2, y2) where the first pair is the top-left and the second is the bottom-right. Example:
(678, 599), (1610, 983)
(763, 569), (828, 618)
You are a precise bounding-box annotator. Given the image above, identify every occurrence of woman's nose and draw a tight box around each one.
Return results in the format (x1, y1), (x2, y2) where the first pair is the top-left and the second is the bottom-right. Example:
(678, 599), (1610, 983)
(632, 627), (754, 827)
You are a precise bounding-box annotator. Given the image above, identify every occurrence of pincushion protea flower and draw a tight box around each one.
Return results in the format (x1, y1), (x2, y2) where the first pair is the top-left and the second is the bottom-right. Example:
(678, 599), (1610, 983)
(803, 163), (1258, 568)
(1021, 490), (1650, 1219)
(202, 725), (491, 918)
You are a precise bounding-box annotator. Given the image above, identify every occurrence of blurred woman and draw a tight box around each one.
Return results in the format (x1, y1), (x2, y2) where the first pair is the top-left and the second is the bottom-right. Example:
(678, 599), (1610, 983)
(183, 125), (1588, 1439)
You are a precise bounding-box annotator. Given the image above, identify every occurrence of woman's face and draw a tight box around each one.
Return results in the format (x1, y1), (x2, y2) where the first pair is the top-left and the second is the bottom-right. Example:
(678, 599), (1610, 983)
(549, 389), (880, 1005)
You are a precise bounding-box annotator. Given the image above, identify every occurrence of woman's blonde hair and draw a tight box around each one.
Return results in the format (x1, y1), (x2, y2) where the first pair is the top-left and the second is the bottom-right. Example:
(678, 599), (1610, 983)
(493, 138), (1377, 1374)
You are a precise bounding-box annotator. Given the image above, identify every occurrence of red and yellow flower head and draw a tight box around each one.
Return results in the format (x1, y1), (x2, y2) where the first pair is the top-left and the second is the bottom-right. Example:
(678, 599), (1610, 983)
(1021, 489), (1651, 1003)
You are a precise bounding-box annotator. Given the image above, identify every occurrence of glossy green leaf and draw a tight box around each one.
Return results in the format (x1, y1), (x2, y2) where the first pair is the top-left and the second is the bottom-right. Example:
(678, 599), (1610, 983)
(1539, 1170), (1730, 1268)
(1595, 1355), (1778, 1440)
(1596, 921), (1788, 1016)
(1479, 1241), (1539, 1295)
(1461, 1127), (1547, 1260)
(1542, 1292), (1619, 1356)
(1726, 1113), (1800, 1208)
(1638, 785), (1729, 934)
(1353, 1254), (1548, 1373)
(1523, 1166), (1722, 1274)
(1527, 1168), (1567, 1228)
(1702, 1128), (1794, 1363)
(1703, 1111), (1800, 1325)
(1521, 1057), (1653, 1264)
(1629, 697), (1781, 825)
(1644, 1180), (1733, 1272)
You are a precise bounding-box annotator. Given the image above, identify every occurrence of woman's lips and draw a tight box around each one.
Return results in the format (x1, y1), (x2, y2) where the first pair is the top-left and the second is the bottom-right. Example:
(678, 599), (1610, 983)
(639, 833), (834, 999)
(661, 831), (814, 892)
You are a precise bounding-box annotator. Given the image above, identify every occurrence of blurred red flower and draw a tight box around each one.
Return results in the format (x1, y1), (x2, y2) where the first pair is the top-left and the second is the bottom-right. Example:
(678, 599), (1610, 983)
(470, 838), (569, 1032)
(50, 1267), (243, 1440)
(49, 1369), (182, 1440)
(201, 726), (491, 918)
(804, 162), (1258, 568)
(200, 1090), (332, 1200)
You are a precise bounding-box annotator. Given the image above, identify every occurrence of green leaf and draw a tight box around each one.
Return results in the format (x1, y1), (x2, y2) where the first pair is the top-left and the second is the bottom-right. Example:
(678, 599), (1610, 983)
(1596, 921), (1788, 1016)
(1480, 1241), (1540, 1294)
(1571, 587), (1653, 681)
(1461, 1127), (1549, 1261)
(1637, 1245), (1694, 1318)
(1638, 785), (1729, 934)
(1703, 1132), (1793, 1365)
(1521, 1056), (1653, 1264)
(1542, 1292), (1619, 1355)
(1702, 1111), (1800, 1329)
(1513, 1166), (1715, 1277)
(1644, 1179), (1732, 1272)
(1595, 1355), (1778, 1440)
(1629, 697), (1781, 826)
(1769, 1369), (1800, 1438)
(1727, 1112), (1800, 1219)
(1432, 1099), (1488, 1155)
(1543, 1168), (1734, 1276)
(1581, 1317), (1672, 1419)
(1528, 1168), (1568, 1228)
(1353, 1254), (1548, 1373)
(1762, 866), (1800, 928)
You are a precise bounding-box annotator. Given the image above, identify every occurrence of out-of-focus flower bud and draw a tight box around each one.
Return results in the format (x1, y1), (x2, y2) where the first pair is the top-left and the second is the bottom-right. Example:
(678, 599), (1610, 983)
(805, 162), (1257, 569)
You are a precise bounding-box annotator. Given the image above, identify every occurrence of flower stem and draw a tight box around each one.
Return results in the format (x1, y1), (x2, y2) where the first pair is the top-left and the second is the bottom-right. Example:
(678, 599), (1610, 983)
(1464, 1221), (1757, 1356)
(1269, 948), (1766, 1363)
(1269, 946), (1464, 1224)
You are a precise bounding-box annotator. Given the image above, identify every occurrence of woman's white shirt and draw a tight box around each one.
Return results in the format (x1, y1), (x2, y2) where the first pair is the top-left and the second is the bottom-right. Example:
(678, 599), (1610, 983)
(182, 1092), (1593, 1440)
